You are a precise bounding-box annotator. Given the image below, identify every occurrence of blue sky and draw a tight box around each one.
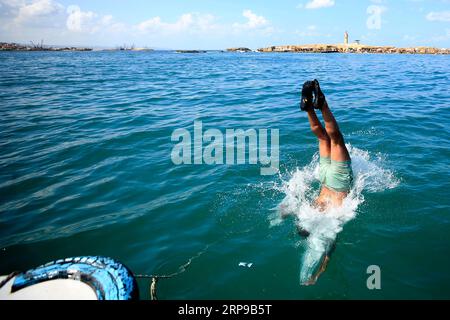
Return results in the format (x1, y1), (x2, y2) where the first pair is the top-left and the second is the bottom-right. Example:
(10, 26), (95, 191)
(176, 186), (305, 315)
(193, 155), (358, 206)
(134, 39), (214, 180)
(0, 0), (449, 49)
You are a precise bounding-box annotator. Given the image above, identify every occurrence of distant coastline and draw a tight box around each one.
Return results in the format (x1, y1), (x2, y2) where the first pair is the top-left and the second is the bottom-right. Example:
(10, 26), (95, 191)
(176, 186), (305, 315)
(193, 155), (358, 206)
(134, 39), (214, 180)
(0, 42), (92, 52)
(2, 41), (449, 55)
(255, 43), (450, 55)
(0, 42), (153, 52)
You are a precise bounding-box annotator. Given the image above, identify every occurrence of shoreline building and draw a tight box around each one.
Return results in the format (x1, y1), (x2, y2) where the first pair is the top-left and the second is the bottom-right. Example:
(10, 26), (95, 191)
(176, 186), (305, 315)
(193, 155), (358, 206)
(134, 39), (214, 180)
(344, 31), (349, 46)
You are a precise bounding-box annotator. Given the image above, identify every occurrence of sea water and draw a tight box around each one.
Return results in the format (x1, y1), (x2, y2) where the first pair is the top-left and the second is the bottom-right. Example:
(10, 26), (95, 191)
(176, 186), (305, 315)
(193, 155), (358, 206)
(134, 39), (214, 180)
(0, 51), (449, 299)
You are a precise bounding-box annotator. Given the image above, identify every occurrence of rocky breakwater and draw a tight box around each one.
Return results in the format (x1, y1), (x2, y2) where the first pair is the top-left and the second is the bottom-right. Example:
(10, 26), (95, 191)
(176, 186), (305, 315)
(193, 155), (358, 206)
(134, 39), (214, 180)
(227, 47), (252, 52)
(257, 43), (450, 54)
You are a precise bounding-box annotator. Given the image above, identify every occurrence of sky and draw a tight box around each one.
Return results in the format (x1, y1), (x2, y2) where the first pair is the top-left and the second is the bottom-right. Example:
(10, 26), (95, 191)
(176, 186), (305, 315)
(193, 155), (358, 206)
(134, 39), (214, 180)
(0, 0), (449, 49)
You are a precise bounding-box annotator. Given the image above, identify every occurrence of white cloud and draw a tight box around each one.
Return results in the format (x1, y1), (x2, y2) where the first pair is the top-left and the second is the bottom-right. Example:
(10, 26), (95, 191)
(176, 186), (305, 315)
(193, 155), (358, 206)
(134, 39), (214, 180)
(0, 2), (273, 47)
(0, 0), (25, 6)
(66, 5), (96, 32)
(136, 13), (217, 35)
(242, 9), (268, 28)
(17, 0), (62, 18)
(426, 11), (450, 22)
(100, 15), (113, 26)
(136, 16), (162, 32)
(231, 9), (274, 35)
(14, 0), (64, 26)
(65, 5), (125, 34)
(0, 1), (122, 34)
(232, 10), (269, 30)
(304, 0), (335, 9)
(135, 10), (275, 47)
(0, 0), (24, 13)
(136, 10), (272, 40)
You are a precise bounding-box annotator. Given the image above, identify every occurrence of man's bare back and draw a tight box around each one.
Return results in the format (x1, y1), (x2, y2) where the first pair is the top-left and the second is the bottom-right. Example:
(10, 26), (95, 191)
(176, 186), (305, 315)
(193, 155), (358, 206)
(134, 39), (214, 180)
(315, 186), (348, 210)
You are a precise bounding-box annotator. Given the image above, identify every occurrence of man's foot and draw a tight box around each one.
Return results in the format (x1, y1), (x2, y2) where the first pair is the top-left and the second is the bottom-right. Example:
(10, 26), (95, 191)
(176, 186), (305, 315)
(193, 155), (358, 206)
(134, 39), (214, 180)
(313, 79), (326, 110)
(300, 81), (315, 111)
(302, 277), (317, 286)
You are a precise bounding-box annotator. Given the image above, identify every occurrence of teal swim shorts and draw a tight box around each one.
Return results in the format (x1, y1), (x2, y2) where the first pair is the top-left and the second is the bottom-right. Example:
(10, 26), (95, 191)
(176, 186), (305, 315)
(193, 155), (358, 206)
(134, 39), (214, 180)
(319, 156), (354, 192)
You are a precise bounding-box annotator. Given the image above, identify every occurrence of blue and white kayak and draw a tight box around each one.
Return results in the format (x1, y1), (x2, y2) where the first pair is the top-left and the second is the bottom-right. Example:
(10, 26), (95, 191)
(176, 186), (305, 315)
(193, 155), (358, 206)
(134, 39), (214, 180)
(0, 256), (139, 300)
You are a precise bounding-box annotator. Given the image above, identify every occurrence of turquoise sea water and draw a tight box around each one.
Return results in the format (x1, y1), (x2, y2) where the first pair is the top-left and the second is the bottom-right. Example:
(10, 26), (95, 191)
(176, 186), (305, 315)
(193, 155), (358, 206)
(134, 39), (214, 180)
(0, 51), (449, 299)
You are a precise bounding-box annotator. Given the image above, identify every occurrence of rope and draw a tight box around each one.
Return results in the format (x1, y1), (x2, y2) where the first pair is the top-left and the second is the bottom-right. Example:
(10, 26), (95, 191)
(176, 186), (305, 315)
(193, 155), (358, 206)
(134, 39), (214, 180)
(134, 242), (215, 300)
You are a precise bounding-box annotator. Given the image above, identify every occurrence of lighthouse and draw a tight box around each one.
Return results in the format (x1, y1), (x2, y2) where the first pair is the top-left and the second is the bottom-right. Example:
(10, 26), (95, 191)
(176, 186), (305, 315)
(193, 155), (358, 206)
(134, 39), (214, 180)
(344, 31), (349, 45)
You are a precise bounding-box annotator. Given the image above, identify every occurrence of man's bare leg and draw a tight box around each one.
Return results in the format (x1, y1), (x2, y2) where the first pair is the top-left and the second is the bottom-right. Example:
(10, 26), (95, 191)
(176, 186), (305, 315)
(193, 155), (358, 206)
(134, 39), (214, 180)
(306, 108), (330, 158)
(303, 254), (330, 286)
(306, 108), (333, 211)
(304, 240), (336, 285)
(320, 101), (350, 162)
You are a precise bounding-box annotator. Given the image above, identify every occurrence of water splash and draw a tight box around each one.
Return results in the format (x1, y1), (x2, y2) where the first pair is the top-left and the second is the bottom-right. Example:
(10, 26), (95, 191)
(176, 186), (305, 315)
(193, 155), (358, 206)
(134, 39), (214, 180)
(272, 144), (399, 285)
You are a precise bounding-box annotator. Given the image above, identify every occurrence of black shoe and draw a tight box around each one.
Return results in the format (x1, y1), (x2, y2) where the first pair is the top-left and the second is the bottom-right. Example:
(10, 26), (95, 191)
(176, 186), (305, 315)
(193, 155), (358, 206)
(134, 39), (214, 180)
(313, 79), (326, 110)
(300, 81), (315, 111)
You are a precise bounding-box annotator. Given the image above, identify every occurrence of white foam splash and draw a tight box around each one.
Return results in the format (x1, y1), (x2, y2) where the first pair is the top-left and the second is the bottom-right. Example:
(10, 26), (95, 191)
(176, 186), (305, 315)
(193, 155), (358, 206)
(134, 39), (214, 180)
(272, 144), (399, 285)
